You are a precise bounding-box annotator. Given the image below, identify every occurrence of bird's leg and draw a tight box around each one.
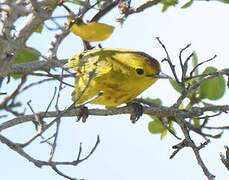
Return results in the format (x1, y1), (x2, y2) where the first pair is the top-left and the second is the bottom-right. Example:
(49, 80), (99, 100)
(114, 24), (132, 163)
(127, 102), (143, 123)
(75, 105), (89, 123)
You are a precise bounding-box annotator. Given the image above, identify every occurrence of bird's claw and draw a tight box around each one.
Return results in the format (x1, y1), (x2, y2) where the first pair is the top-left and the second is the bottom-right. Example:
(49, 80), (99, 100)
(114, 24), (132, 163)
(128, 102), (143, 123)
(76, 106), (89, 123)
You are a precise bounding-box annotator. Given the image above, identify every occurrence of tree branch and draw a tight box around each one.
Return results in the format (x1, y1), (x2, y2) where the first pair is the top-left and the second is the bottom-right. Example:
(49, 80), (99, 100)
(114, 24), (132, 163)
(6, 59), (68, 75)
(0, 0), (59, 76)
(0, 132), (99, 180)
(1, 104), (229, 132)
(175, 117), (215, 180)
(174, 68), (229, 107)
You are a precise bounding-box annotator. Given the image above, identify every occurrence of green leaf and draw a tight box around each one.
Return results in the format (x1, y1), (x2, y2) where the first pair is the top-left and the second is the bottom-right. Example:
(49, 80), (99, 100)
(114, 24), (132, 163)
(181, 0), (193, 8)
(35, 24), (43, 33)
(199, 67), (225, 100)
(202, 101), (214, 107)
(13, 48), (40, 79)
(218, 0), (229, 3)
(65, 0), (87, 6)
(169, 78), (182, 93)
(192, 51), (198, 76)
(14, 49), (39, 64)
(12, 74), (23, 79)
(145, 98), (162, 122)
(160, 129), (168, 140)
(192, 118), (200, 127)
(161, 5), (169, 12)
(148, 120), (166, 134)
(161, 0), (178, 12)
(144, 97), (162, 105)
(148, 118), (175, 139)
(116, 17), (126, 28)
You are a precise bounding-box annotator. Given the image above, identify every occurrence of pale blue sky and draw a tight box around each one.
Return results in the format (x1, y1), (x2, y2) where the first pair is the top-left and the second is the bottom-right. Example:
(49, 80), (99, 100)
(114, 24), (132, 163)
(1, 1), (229, 180)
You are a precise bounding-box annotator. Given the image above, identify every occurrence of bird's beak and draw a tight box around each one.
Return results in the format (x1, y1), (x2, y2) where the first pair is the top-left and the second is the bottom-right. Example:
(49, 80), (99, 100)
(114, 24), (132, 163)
(147, 72), (171, 79)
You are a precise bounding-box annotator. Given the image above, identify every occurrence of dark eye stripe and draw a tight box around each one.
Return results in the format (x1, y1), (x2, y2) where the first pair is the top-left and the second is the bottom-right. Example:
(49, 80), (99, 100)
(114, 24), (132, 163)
(136, 68), (144, 75)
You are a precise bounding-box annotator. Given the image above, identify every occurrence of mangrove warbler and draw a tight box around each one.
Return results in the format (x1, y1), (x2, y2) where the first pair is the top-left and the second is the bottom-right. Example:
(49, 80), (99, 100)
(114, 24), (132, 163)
(66, 48), (161, 108)
(65, 6), (114, 42)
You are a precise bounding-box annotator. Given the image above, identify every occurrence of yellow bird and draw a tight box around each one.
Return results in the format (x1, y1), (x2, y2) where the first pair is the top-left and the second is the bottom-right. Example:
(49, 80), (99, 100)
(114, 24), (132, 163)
(66, 48), (161, 109)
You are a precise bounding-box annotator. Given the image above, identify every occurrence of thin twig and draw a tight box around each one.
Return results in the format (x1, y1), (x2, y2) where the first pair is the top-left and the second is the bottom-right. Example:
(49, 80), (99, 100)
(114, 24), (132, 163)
(128, 0), (161, 15)
(198, 139), (210, 150)
(157, 116), (181, 140)
(51, 166), (80, 180)
(179, 44), (191, 77)
(156, 37), (180, 83)
(41, 87), (57, 120)
(14, 67), (96, 147)
(91, 0), (120, 22)
(0, 132), (98, 180)
(18, 88), (57, 148)
(220, 146), (229, 171)
(47, 25), (69, 60)
(0, 76), (27, 116)
(178, 44), (192, 94)
(175, 69), (229, 107)
(40, 134), (55, 144)
(27, 100), (41, 130)
(170, 139), (189, 159)
(185, 121), (223, 139)
(175, 117), (215, 180)
(190, 55), (217, 77)
(48, 69), (64, 161)
(77, 135), (100, 163)
(183, 52), (194, 80)
(20, 78), (56, 94)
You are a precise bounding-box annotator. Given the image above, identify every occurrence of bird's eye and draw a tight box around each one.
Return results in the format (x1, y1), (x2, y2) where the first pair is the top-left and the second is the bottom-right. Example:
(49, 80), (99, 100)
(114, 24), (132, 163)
(79, 54), (84, 59)
(136, 68), (144, 75)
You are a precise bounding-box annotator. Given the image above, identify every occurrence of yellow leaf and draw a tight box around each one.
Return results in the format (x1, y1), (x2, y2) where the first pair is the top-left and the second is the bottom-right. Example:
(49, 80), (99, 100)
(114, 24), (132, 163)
(69, 21), (114, 42)
(65, 6), (114, 42)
